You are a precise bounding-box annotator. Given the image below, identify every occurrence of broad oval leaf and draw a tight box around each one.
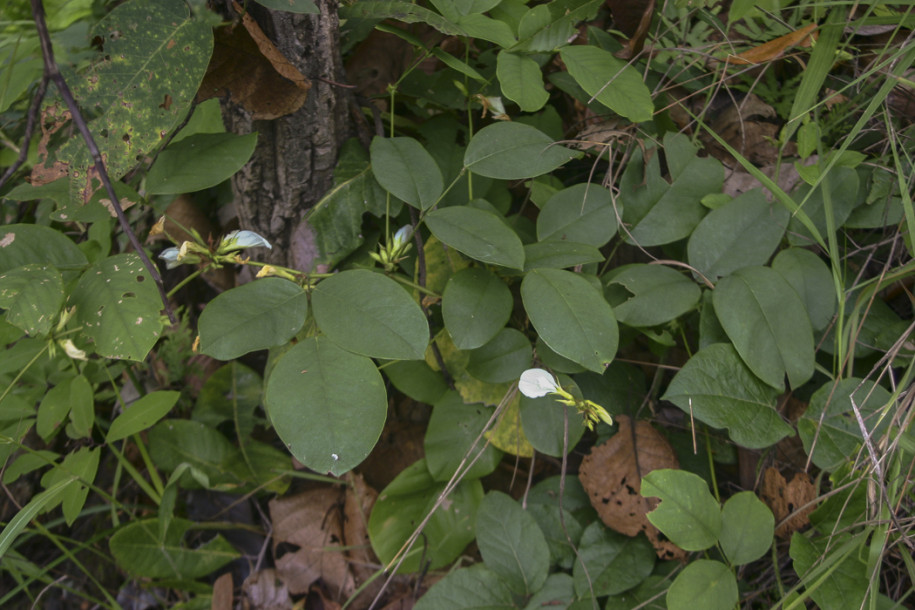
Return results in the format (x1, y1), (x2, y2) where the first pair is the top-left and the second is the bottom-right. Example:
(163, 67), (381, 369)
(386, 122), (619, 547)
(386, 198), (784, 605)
(368, 458), (483, 573)
(0, 224), (87, 273)
(520, 390), (586, 457)
(559, 45), (653, 123)
(425, 206), (525, 270)
(414, 564), (514, 610)
(109, 518), (238, 579)
(641, 469), (721, 551)
(523, 241), (604, 271)
(667, 560), (738, 610)
(0, 264), (64, 336)
(687, 189), (789, 281)
(496, 51), (548, 112)
(464, 122), (578, 179)
(71, 254), (164, 361)
(425, 392), (502, 481)
(198, 278), (308, 360)
(719, 492), (774, 566)
(476, 491), (550, 595)
(107, 391), (181, 443)
(537, 182), (618, 247)
(772, 248), (836, 331)
(605, 264), (701, 328)
(573, 521), (656, 597)
(662, 343), (791, 449)
(146, 133), (258, 195)
(713, 266), (815, 390)
(521, 268), (618, 373)
(311, 269), (428, 360)
(265, 337), (387, 475)
(443, 267), (512, 350)
(466, 328), (532, 383)
(798, 378), (892, 471)
(370, 136), (443, 210)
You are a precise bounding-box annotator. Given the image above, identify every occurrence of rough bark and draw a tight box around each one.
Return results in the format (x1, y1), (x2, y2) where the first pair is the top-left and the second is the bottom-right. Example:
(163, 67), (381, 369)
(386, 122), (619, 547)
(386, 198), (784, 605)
(222, 0), (352, 269)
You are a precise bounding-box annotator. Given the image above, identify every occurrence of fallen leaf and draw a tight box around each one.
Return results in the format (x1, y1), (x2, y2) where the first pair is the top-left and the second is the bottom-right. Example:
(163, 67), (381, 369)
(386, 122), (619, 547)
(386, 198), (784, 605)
(578, 415), (684, 560)
(343, 473), (383, 608)
(242, 568), (293, 610)
(212, 572), (234, 610)
(197, 2), (311, 119)
(728, 23), (817, 65)
(760, 467), (817, 538)
(269, 488), (354, 597)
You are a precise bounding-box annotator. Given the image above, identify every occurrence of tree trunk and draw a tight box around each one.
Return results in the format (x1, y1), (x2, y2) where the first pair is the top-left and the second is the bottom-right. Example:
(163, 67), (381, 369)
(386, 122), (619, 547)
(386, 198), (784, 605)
(222, 0), (352, 270)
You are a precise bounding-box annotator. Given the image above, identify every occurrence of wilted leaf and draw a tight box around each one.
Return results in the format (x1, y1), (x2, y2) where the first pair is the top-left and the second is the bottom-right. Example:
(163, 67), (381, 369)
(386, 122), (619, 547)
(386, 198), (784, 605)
(728, 23), (817, 65)
(578, 415), (684, 560)
(759, 468), (817, 538)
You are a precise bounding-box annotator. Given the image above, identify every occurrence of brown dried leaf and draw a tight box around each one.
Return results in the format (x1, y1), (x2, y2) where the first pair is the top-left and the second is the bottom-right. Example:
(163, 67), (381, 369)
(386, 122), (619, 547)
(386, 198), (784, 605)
(197, 3), (311, 119)
(606, 0), (656, 59)
(343, 473), (382, 610)
(269, 488), (355, 597)
(242, 569), (293, 610)
(578, 415), (685, 560)
(212, 572), (234, 610)
(760, 467), (817, 538)
(728, 23), (818, 65)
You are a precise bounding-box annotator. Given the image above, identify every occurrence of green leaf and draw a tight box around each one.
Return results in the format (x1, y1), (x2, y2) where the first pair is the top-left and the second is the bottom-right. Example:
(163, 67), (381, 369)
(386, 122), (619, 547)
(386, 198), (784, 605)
(265, 337), (387, 476)
(456, 13), (517, 47)
(341, 1), (466, 36)
(107, 391), (180, 443)
(109, 518), (238, 579)
(519, 391), (585, 457)
(523, 241), (604, 271)
(305, 165), (389, 270)
(55, 0), (213, 184)
(425, 392), (502, 481)
(536, 182), (617, 247)
(559, 45), (653, 123)
(145, 133), (257, 195)
(620, 134), (722, 247)
(425, 206), (525, 270)
(465, 328), (532, 383)
(192, 362), (263, 438)
(414, 564), (515, 610)
(771, 248), (836, 331)
(0, 224), (87, 273)
(496, 51), (548, 112)
(253, 0), (319, 13)
(687, 189), (789, 281)
(475, 491), (549, 595)
(464, 122), (579, 179)
(521, 268), (618, 373)
(642, 469), (721, 551)
(666, 560), (738, 610)
(719, 492), (774, 565)
(0, 477), (75, 561)
(443, 267), (512, 350)
(37, 380), (72, 441)
(67, 375), (94, 439)
(525, 573), (575, 609)
(713, 266), (815, 390)
(0, 264), (63, 336)
(148, 419), (239, 488)
(312, 269), (428, 360)
(798, 378), (892, 471)
(383, 360), (448, 404)
(39, 446), (100, 526)
(790, 533), (869, 610)
(605, 264), (701, 328)
(787, 166), (859, 246)
(368, 458), (483, 573)
(371, 136), (443, 210)
(662, 343), (790, 449)
(71, 254), (164, 361)
(198, 278), (308, 360)
(573, 522), (656, 597)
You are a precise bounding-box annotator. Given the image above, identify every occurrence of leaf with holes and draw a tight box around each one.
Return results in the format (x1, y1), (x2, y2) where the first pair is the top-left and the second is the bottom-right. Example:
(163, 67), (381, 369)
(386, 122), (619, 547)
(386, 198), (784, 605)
(0, 264), (64, 336)
(70, 254), (164, 361)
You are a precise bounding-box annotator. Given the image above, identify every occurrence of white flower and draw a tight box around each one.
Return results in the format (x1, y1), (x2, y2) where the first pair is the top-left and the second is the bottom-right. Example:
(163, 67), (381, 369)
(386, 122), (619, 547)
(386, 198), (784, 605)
(158, 247), (180, 269)
(392, 225), (413, 249)
(519, 368), (560, 398)
(220, 230), (272, 252)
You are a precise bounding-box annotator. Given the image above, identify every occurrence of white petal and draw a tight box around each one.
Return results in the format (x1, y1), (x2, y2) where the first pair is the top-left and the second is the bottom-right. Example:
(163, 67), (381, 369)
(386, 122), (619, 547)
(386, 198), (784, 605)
(222, 230), (272, 250)
(393, 225), (413, 248)
(518, 368), (559, 398)
(158, 247), (180, 269)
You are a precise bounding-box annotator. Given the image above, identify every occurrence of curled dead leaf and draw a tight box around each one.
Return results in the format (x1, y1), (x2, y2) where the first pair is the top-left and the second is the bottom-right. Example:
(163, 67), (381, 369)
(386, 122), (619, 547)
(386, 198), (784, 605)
(197, 2), (311, 119)
(728, 23), (818, 66)
(578, 415), (685, 560)
(760, 467), (817, 538)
